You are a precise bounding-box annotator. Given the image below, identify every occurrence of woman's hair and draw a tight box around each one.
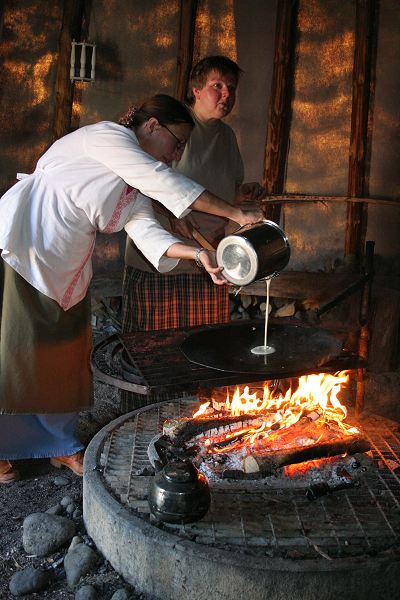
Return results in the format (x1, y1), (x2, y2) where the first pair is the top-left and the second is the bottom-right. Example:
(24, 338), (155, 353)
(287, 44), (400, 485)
(119, 94), (194, 129)
(186, 55), (243, 105)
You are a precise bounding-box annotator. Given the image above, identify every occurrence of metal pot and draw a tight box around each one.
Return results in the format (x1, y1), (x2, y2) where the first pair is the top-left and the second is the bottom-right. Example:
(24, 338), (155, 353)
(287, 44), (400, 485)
(148, 460), (211, 524)
(216, 220), (290, 286)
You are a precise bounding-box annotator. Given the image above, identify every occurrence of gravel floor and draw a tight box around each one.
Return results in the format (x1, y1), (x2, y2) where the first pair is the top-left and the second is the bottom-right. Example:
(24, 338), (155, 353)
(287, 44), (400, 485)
(0, 308), (153, 599)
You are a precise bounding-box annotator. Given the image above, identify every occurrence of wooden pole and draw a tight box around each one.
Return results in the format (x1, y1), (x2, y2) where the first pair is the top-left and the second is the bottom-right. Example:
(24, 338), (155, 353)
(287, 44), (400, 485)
(355, 240), (375, 417)
(174, 0), (198, 102)
(262, 0), (298, 224)
(345, 0), (378, 263)
(52, 0), (86, 141)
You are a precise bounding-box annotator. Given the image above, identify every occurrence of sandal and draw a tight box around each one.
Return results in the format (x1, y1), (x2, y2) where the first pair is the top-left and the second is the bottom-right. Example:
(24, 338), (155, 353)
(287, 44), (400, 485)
(0, 460), (20, 483)
(50, 452), (84, 477)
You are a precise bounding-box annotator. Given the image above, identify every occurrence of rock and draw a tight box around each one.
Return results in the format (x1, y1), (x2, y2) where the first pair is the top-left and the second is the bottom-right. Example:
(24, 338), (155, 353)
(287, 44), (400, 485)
(61, 496), (74, 507)
(9, 567), (50, 596)
(110, 588), (131, 600)
(69, 535), (83, 551)
(66, 504), (75, 515)
(23, 513), (76, 556)
(46, 504), (63, 515)
(54, 476), (70, 486)
(75, 584), (99, 599)
(73, 507), (83, 519)
(64, 543), (98, 588)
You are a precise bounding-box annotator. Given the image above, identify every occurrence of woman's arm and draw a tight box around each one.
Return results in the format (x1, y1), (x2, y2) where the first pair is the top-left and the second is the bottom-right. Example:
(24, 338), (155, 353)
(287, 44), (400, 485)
(165, 244), (227, 285)
(86, 123), (263, 223)
(125, 195), (227, 284)
(191, 190), (263, 226)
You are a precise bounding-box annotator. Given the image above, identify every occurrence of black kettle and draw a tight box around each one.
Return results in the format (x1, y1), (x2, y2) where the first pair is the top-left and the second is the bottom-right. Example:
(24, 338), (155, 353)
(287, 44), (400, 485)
(148, 460), (211, 524)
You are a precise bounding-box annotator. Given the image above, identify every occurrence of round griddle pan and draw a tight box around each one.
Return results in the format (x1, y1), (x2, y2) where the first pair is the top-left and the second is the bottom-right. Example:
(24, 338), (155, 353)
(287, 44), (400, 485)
(180, 322), (342, 375)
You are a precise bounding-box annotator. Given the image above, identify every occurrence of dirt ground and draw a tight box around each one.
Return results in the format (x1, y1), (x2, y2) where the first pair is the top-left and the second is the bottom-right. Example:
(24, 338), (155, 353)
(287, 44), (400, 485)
(0, 374), (143, 600)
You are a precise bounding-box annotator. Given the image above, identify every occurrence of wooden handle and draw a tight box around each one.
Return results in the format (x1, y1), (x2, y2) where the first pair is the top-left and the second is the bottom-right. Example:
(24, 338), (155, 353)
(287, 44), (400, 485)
(190, 228), (216, 251)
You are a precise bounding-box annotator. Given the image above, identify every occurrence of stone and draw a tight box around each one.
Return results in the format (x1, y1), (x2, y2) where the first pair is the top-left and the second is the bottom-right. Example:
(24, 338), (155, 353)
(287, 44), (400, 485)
(68, 536), (83, 551)
(110, 588), (131, 600)
(46, 504), (63, 515)
(64, 543), (98, 588)
(23, 513), (76, 556)
(75, 584), (99, 600)
(53, 476), (70, 486)
(61, 496), (74, 507)
(9, 566), (50, 596)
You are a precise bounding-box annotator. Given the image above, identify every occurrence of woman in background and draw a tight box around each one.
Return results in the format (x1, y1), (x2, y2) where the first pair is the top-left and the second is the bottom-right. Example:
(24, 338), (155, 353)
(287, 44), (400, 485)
(122, 56), (266, 333)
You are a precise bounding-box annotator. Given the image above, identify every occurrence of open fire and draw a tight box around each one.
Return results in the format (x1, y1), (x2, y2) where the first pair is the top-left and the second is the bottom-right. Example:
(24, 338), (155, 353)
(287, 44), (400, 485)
(155, 372), (372, 486)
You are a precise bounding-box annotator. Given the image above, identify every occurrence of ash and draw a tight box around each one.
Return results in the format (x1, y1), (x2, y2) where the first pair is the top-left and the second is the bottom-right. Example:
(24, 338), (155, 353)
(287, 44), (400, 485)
(198, 452), (373, 490)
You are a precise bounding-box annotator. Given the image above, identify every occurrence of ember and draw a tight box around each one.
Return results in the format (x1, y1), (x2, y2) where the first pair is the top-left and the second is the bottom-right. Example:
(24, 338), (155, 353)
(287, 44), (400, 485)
(193, 371), (359, 449)
(160, 372), (371, 481)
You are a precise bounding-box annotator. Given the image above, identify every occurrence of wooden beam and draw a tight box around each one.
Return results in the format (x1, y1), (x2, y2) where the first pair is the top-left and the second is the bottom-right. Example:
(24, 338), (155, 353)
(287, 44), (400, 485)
(262, 0), (298, 223)
(174, 0), (198, 102)
(52, 0), (86, 141)
(261, 194), (400, 207)
(345, 0), (379, 262)
(0, 1), (5, 40)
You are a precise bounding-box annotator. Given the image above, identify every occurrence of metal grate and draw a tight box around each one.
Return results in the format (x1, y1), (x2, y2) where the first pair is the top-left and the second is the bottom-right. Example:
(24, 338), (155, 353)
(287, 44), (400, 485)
(100, 398), (400, 560)
(91, 326), (365, 397)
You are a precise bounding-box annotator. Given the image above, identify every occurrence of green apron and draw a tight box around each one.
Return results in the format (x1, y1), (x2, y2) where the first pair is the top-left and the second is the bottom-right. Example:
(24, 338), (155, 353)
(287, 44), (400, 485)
(0, 262), (93, 414)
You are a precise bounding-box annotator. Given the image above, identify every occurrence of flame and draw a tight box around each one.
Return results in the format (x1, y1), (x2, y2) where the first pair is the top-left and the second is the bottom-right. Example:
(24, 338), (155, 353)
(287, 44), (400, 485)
(191, 372), (359, 457)
(193, 402), (210, 418)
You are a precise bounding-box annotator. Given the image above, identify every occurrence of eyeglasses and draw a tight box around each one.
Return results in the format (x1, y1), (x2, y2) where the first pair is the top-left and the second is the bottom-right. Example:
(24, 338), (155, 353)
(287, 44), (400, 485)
(161, 124), (186, 152)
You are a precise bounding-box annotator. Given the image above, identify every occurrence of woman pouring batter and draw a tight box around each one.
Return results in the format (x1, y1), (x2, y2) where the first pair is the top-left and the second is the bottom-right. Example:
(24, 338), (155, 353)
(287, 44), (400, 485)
(0, 94), (262, 483)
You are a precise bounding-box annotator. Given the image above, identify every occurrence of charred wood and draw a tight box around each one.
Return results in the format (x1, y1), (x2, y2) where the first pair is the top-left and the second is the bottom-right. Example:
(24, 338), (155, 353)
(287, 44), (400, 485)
(163, 414), (267, 444)
(242, 435), (370, 476)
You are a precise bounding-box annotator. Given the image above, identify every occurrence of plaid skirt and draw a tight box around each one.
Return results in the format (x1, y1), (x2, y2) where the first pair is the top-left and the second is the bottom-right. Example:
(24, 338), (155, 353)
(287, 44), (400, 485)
(121, 266), (230, 333)
(0, 262), (93, 414)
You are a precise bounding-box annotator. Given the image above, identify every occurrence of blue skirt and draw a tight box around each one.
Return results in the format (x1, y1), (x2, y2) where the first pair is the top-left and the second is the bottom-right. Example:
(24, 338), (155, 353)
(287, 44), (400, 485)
(0, 413), (84, 459)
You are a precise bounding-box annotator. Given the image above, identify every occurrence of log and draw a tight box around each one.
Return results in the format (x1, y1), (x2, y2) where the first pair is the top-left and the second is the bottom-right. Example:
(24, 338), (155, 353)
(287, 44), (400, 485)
(163, 413), (266, 444)
(243, 435), (370, 476)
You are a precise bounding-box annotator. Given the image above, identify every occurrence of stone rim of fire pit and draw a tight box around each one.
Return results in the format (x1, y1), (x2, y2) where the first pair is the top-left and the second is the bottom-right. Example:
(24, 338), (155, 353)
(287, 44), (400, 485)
(83, 406), (400, 600)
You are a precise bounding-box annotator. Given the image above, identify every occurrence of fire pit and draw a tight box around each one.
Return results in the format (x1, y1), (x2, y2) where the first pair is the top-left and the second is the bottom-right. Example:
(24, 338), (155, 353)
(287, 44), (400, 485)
(87, 320), (399, 597)
(150, 374), (371, 486)
(83, 390), (400, 600)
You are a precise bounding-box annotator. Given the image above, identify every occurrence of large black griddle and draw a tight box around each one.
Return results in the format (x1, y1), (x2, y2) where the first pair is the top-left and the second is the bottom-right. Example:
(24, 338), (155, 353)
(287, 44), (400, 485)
(180, 322), (342, 375)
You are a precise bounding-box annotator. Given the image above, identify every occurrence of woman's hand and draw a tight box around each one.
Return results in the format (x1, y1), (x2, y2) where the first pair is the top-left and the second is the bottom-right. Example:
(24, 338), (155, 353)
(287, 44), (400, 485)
(197, 249), (228, 285)
(164, 243), (227, 285)
(236, 182), (266, 203)
(234, 207), (264, 227)
(191, 190), (264, 226)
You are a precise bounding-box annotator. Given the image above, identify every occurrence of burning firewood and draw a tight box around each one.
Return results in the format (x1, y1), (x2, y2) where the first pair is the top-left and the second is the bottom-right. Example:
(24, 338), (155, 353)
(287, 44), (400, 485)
(242, 435), (370, 476)
(163, 413), (268, 445)
(157, 373), (372, 483)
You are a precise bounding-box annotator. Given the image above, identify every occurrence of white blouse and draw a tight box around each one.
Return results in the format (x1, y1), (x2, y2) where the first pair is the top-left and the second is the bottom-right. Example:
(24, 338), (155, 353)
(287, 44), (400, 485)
(0, 121), (205, 310)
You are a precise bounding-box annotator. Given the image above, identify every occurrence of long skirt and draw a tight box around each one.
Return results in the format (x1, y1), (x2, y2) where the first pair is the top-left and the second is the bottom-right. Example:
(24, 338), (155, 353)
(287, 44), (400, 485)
(0, 262), (91, 459)
(121, 266), (230, 333)
(120, 266), (230, 410)
(0, 413), (83, 459)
